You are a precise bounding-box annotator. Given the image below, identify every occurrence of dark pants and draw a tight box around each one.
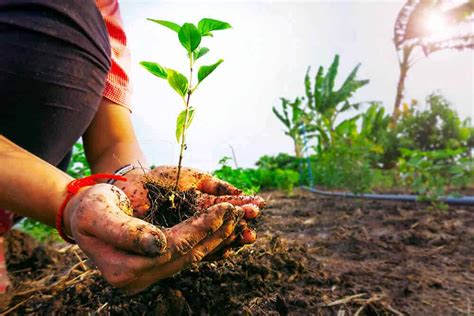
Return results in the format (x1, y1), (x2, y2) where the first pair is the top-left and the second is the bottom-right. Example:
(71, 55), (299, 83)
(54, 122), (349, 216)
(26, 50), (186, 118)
(0, 0), (111, 233)
(0, 0), (111, 169)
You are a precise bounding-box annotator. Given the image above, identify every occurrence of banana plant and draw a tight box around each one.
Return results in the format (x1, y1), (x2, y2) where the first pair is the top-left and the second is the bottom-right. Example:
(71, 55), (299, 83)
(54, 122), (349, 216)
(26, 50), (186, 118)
(304, 54), (369, 149)
(360, 103), (391, 145)
(140, 18), (231, 188)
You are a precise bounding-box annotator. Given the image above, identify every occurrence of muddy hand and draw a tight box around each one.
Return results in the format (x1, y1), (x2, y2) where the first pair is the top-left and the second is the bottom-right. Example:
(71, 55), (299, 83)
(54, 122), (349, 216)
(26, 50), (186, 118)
(144, 166), (243, 195)
(199, 198), (260, 252)
(149, 166), (265, 249)
(63, 184), (244, 294)
(117, 166), (265, 220)
(116, 165), (245, 215)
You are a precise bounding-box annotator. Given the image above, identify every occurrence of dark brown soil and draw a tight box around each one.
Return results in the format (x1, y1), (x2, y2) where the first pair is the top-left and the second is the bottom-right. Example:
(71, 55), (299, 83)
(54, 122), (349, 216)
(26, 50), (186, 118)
(1, 189), (473, 315)
(144, 183), (199, 228)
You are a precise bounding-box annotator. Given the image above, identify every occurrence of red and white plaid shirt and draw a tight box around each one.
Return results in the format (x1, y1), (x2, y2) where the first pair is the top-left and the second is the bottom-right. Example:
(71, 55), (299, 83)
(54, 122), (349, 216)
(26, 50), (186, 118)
(96, 0), (132, 110)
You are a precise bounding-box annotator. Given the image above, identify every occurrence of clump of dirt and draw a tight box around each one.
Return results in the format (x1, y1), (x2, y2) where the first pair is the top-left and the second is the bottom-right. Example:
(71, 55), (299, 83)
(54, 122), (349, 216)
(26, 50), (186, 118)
(2, 189), (474, 315)
(143, 182), (199, 228)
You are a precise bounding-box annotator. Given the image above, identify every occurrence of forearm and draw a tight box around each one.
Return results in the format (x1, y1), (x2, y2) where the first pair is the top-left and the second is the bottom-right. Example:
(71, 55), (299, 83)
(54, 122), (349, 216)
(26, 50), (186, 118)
(83, 97), (148, 174)
(0, 135), (72, 226)
(87, 141), (148, 174)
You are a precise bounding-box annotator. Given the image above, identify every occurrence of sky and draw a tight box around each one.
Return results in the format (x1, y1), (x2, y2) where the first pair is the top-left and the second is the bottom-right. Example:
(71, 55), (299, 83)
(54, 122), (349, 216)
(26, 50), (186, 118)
(119, 0), (474, 171)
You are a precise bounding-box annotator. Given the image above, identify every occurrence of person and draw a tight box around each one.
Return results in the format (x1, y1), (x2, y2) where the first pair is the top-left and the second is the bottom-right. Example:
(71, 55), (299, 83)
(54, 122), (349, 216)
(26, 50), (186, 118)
(0, 0), (263, 294)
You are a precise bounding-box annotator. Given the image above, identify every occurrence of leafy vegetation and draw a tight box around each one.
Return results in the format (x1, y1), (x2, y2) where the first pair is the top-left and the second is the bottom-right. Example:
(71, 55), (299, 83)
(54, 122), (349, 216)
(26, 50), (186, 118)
(271, 54), (473, 206)
(396, 94), (473, 152)
(272, 97), (308, 158)
(304, 54), (369, 151)
(272, 54), (370, 158)
(140, 18), (231, 188)
(312, 138), (379, 194)
(399, 148), (474, 209)
(214, 157), (299, 195)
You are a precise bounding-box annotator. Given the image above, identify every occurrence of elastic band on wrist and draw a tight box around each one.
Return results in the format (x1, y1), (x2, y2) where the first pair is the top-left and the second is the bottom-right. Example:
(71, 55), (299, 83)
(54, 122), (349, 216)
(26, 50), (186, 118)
(56, 174), (128, 244)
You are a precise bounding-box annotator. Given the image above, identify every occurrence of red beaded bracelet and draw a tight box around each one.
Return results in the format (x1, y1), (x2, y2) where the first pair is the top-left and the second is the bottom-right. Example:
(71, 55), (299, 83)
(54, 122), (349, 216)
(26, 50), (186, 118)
(56, 174), (128, 244)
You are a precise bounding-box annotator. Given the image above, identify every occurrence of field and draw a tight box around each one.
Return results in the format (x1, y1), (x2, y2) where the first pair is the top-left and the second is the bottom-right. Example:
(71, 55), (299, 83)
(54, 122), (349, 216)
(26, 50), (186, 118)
(1, 189), (473, 315)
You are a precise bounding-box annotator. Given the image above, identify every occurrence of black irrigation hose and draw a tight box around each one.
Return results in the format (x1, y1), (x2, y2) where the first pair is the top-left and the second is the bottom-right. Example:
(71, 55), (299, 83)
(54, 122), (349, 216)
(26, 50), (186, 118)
(301, 186), (474, 206)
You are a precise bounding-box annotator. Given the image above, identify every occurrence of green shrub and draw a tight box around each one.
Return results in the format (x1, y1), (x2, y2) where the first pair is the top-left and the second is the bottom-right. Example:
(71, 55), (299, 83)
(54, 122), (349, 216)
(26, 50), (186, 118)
(370, 169), (398, 191)
(255, 153), (317, 186)
(312, 137), (381, 194)
(213, 158), (261, 194)
(398, 148), (474, 208)
(256, 153), (300, 171)
(257, 168), (300, 193)
(213, 157), (300, 194)
(397, 93), (473, 152)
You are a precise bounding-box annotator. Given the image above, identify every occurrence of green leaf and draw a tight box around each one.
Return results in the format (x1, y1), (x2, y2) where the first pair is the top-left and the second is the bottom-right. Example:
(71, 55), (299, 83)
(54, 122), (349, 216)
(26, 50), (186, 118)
(193, 47), (209, 60)
(304, 67), (313, 109)
(147, 19), (181, 33)
(334, 115), (360, 136)
(198, 18), (231, 36)
(290, 97), (303, 124)
(176, 107), (196, 142)
(326, 54), (339, 94)
(272, 106), (290, 128)
(167, 69), (188, 97)
(198, 59), (224, 83)
(273, 98), (291, 128)
(178, 23), (201, 53)
(334, 64), (369, 105)
(314, 65), (324, 111)
(139, 61), (168, 79)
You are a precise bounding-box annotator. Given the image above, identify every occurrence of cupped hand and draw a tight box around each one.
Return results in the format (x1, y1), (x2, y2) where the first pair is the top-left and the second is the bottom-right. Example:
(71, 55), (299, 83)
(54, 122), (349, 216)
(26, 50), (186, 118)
(117, 166), (265, 214)
(116, 166), (265, 246)
(63, 183), (244, 294)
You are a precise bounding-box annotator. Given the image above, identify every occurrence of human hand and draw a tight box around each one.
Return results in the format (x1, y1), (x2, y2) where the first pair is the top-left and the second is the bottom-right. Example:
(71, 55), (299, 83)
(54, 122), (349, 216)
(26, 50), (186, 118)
(117, 166), (264, 244)
(63, 183), (244, 293)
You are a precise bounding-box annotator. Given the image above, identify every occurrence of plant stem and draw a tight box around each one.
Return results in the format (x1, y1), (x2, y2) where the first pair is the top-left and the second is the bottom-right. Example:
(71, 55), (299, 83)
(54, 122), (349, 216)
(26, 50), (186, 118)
(175, 54), (194, 190)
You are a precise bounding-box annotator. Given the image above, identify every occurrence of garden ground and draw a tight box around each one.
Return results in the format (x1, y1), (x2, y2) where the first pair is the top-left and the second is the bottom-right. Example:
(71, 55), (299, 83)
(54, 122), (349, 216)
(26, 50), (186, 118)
(1, 189), (473, 315)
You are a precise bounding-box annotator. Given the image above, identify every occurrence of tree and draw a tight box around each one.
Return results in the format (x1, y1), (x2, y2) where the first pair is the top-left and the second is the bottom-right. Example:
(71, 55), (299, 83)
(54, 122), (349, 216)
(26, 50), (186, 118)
(392, 0), (474, 123)
(397, 93), (473, 151)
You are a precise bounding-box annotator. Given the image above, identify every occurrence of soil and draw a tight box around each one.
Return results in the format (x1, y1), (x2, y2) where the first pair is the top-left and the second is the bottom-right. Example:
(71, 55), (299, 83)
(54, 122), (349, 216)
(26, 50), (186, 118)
(144, 183), (199, 227)
(1, 189), (473, 315)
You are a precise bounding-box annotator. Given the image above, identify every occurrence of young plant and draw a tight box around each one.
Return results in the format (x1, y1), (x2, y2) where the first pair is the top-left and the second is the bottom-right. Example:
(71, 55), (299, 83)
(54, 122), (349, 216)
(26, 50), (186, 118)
(398, 148), (473, 210)
(140, 18), (231, 189)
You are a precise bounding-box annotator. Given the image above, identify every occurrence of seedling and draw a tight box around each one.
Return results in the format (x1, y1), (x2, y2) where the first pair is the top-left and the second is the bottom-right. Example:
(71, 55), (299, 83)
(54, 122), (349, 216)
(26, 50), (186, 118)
(140, 18), (231, 189)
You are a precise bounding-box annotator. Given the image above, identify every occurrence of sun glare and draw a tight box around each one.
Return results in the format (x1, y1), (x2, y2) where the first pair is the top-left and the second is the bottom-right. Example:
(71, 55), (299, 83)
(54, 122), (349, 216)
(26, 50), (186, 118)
(425, 11), (448, 35)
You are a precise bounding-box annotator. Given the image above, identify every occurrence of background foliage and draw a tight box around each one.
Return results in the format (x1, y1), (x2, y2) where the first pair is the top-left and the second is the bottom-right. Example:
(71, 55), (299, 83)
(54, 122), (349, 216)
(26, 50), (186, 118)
(267, 55), (474, 206)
